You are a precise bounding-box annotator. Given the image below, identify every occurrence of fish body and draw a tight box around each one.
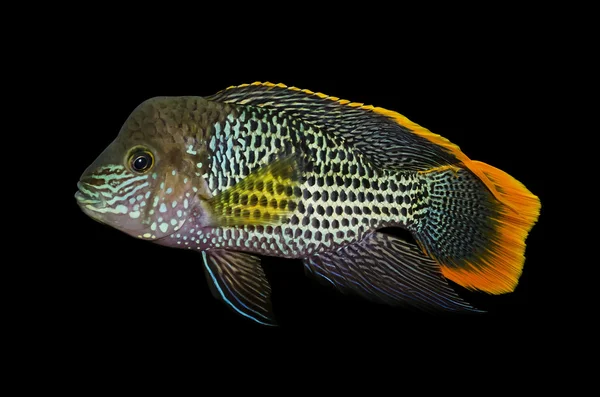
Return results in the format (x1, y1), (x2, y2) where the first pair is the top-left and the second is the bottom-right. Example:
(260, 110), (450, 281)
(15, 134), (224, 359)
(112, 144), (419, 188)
(75, 82), (541, 325)
(160, 100), (422, 257)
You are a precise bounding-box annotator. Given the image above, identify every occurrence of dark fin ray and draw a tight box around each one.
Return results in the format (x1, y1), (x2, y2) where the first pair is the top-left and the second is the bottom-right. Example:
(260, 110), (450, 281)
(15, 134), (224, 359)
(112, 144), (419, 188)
(206, 154), (302, 227)
(208, 82), (456, 172)
(415, 165), (540, 294)
(202, 250), (277, 326)
(303, 232), (480, 313)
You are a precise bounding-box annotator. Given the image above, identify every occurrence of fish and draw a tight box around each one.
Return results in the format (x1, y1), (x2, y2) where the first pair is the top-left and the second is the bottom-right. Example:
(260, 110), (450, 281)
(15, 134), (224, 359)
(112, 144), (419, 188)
(75, 81), (541, 326)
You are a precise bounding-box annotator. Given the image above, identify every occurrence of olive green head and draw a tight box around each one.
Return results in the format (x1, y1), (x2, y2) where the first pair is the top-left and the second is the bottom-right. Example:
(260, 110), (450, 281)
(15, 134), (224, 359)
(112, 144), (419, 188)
(75, 97), (210, 240)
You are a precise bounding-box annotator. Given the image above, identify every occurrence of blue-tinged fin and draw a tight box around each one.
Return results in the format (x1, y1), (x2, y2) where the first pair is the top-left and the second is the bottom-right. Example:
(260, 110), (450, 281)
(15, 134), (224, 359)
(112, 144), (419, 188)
(202, 250), (277, 326)
(303, 232), (482, 313)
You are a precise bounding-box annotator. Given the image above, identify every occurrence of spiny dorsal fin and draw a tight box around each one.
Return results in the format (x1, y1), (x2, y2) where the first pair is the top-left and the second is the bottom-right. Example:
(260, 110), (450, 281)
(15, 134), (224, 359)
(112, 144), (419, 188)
(208, 82), (510, 210)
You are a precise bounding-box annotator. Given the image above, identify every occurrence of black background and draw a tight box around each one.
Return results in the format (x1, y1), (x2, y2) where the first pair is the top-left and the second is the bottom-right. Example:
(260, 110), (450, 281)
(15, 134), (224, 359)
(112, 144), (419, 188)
(47, 33), (550, 362)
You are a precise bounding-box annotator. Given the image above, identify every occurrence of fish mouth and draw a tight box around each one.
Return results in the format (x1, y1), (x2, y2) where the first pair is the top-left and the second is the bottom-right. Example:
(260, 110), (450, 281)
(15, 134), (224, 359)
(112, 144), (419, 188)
(74, 181), (104, 208)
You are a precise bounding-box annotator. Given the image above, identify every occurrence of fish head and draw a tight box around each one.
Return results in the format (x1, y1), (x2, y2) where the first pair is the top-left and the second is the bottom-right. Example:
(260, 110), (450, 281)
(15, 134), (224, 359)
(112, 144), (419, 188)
(75, 97), (210, 241)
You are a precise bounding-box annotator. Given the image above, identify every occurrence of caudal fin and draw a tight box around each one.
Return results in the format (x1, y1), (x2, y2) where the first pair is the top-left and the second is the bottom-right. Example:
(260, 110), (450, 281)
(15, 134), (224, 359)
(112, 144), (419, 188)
(415, 163), (541, 294)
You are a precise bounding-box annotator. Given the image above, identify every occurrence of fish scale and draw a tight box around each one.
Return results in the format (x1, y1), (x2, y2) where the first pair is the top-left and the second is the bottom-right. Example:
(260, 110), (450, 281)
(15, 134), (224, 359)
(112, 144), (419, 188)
(196, 103), (424, 257)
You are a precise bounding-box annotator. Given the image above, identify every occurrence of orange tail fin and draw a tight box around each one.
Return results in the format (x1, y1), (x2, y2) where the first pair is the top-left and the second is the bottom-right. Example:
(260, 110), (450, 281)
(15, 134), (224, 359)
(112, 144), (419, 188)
(416, 162), (541, 294)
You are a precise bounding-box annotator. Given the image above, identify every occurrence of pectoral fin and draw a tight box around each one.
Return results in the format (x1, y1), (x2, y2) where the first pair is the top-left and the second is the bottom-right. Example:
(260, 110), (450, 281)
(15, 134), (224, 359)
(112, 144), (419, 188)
(206, 155), (302, 227)
(202, 250), (276, 326)
(303, 232), (481, 313)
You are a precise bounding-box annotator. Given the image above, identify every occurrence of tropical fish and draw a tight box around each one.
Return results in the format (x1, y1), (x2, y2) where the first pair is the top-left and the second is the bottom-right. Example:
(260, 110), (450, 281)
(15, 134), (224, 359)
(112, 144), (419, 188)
(75, 82), (541, 326)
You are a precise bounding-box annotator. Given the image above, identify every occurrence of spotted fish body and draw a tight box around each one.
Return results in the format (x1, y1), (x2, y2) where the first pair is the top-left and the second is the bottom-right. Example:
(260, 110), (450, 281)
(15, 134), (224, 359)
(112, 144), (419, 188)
(185, 102), (425, 257)
(75, 82), (541, 326)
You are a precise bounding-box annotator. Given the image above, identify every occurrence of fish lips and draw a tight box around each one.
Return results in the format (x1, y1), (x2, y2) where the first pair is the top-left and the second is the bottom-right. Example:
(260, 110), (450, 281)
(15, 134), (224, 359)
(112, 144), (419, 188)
(74, 181), (105, 207)
(74, 181), (109, 225)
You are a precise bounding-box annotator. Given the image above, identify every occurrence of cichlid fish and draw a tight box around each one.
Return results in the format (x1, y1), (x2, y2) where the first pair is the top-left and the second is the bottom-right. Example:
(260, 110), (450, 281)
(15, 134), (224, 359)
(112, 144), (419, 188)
(75, 82), (541, 325)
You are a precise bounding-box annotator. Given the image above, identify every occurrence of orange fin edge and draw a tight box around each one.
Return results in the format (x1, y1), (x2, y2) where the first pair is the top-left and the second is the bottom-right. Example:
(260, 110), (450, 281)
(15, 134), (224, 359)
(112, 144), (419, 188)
(440, 162), (541, 294)
(370, 106), (517, 212)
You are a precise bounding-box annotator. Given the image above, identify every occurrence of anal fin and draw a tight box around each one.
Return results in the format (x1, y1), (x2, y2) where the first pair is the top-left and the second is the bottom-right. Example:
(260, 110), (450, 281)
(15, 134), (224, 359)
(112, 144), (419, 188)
(303, 232), (480, 313)
(202, 250), (277, 326)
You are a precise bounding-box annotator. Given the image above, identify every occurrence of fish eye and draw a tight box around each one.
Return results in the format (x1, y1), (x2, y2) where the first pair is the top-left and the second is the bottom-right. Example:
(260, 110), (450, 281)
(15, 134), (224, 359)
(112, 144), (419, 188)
(128, 149), (154, 173)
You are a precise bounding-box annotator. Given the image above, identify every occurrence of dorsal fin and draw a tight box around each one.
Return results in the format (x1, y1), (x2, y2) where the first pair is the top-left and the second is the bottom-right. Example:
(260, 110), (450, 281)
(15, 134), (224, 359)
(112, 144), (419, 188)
(207, 82), (511, 210)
